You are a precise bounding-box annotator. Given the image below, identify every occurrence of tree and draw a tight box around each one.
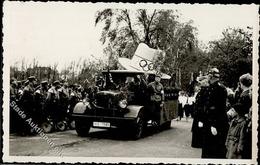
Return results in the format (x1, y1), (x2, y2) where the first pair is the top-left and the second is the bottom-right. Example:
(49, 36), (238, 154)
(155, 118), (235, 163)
(208, 27), (252, 88)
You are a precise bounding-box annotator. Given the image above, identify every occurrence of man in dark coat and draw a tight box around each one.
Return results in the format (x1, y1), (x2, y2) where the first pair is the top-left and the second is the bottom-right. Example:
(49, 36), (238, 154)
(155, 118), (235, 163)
(200, 68), (229, 158)
(237, 73), (252, 159)
(34, 80), (48, 125)
(46, 81), (61, 123)
(191, 75), (209, 148)
(19, 76), (37, 135)
(10, 79), (19, 133)
(58, 81), (70, 121)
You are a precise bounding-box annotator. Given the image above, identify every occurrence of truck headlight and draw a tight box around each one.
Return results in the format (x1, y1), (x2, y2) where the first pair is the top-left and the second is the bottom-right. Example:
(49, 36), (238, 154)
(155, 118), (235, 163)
(118, 99), (127, 109)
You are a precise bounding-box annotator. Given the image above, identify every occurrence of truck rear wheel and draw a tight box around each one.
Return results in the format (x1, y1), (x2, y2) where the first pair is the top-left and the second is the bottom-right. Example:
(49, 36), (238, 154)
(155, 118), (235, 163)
(56, 121), (67, 131)
(41, 121), (54, 133)
(75, 120), (91, 137)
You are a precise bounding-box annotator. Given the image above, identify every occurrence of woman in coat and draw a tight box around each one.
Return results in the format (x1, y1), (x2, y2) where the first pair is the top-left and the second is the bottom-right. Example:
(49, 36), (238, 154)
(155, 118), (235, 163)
(191, 76), (209, 148)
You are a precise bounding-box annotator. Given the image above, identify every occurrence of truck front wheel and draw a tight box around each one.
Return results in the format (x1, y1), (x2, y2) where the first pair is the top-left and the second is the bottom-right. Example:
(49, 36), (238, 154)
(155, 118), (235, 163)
(132, 116), (145, 140)
(75, 119), (91, 137)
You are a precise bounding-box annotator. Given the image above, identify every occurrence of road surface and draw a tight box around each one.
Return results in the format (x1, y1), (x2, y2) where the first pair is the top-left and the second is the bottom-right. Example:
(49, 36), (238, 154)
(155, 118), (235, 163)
(10, 118), (201, 158)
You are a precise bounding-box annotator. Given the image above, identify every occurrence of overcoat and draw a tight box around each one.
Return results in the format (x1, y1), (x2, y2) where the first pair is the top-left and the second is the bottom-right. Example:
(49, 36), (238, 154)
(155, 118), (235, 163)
(238, 88), (252, 159)
(191, 86), (209, 148)
(201, 82), (229, 158)
(225, 116), (247, 159)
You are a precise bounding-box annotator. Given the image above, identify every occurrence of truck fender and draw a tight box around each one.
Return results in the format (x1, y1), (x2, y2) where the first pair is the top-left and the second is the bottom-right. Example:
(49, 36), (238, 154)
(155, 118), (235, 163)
(73, 102), (90, 114)
(124, 105), (144, 118)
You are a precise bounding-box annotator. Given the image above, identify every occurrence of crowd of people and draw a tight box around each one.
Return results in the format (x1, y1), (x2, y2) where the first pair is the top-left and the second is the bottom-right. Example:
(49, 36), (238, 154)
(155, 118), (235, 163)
(10, 68), (253, 159)
(10, 76), (97, 135)
(189, 68), (252, 159)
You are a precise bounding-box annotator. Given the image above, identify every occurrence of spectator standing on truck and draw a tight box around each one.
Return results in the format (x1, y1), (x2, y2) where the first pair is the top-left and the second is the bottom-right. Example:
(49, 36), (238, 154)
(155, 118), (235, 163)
(147, 73), (164, 126)
(133, 75), (147, 105)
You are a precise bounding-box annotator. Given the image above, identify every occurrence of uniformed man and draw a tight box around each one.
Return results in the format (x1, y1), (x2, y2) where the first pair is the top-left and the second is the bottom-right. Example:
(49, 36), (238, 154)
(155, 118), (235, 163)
(46, 80), (61, 123)
(201, 68), (229, 158)
(34, 80), (49, 125)
(68, 84), (79, 114)
(58, 81), (70, 121)
(10, 79), (18, 133)
(17, 81), (23, 100)
(10, 79), (18, 101)
(147, 73), (164, 126)
(19, 76), (37, 135)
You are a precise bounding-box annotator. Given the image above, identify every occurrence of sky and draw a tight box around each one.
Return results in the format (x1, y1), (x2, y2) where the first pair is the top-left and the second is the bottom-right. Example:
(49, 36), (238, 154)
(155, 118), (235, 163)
(3, 2), (258, 71)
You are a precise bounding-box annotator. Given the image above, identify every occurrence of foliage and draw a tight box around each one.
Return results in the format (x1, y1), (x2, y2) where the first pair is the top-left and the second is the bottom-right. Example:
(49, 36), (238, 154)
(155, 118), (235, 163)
(95, 8), (200, 89)
(10, 57), (106, 87)
(208, 27), (252, 88)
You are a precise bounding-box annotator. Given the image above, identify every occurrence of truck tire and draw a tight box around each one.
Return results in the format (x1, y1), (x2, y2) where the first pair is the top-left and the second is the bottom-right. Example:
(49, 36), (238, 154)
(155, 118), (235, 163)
(56, 121), (67, 131)
(69, 120), (76, 130)
(132, 115), (145, 140)
(41, 121), (54, 133)
(75, 120), (91, 137)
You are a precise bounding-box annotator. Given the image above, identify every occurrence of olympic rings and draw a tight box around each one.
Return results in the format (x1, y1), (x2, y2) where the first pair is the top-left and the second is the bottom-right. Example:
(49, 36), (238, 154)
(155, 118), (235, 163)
(139, 59), (147, 68)
(139, 59), (155, 71)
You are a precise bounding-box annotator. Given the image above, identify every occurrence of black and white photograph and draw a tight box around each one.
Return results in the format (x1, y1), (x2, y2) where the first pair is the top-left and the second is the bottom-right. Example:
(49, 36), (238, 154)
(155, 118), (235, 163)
(2, 1), (259, 164)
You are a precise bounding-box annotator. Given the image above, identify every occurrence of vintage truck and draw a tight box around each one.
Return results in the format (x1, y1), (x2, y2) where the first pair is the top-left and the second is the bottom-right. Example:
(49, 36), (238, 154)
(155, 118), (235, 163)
(72, 69), (179, 139)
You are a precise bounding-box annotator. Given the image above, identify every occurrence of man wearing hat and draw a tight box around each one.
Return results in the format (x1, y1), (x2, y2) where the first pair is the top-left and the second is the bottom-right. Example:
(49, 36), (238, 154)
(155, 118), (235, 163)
(10, 79), (18, 133)
(45, 80), (61, 123)
(34, 80), (49, 125)
(19, 76), (37, 135)
(58, 81), (70, 122)
(201, 68), (229, 158)
(147, 72), (165, 126)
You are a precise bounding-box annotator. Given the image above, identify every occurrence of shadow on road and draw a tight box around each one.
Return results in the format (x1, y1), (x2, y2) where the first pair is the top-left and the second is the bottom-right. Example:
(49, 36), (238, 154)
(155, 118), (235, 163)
(87, 126), (175, 141)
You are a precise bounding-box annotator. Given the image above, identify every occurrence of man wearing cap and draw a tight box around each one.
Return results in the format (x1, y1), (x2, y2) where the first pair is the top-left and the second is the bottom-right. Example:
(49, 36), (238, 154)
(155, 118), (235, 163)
(68, 84), (79, 114)
(147, 73), (165, 126)
(201, 68), (229, 158)
(10, 79), (18, 133)
(46, 81), (61, 123)
(58, 81), (70, 121)
(34, 80), (49, 125)
(19, 76), (37, 135)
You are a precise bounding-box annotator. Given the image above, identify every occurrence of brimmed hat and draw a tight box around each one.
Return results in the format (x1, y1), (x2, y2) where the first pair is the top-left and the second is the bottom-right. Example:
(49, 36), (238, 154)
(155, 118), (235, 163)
(28, 76), (36, 82)
(53, 80), (60, 86)
(239, 73), (252, 87)
(208, 68), (220, 78)
(24, 80), (29, 86)
(41, 80), (48, 85)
